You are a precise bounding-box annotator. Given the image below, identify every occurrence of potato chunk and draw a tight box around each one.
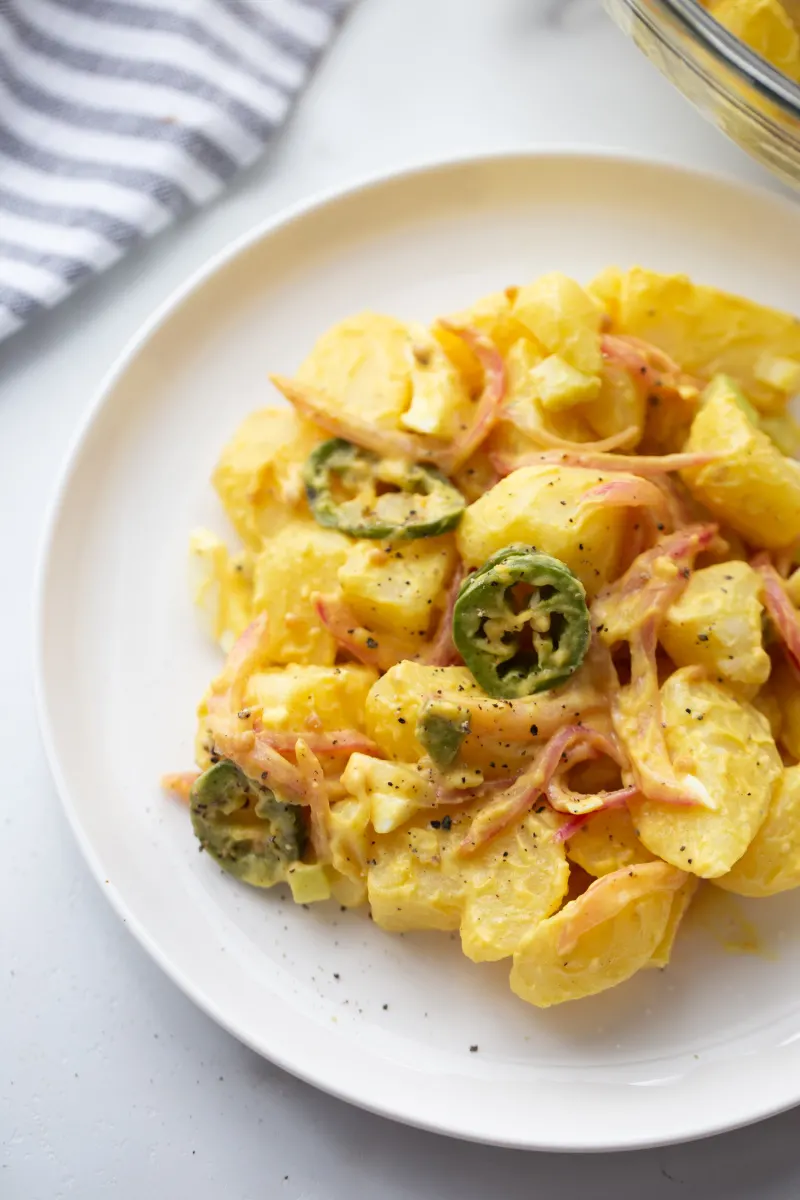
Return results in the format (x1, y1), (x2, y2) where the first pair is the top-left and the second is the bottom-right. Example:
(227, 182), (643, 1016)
(566, 807), (655, 877)
(768, 657), (800, 757)
(648, 878), (698, 970)
(457, 464), (631, 598)
(660, 561), (770, 692)
(368, 819), (463, 933)
(710, 0), (800, 83)
(243, 664), (377, 731)
(337, 536), (456, 641)
(329, 792), (371, 902)
(400, 324), (474, 439)
(716, 766), (800, 897)
(683, 377), (800, 549)
(527, 354), (601, 412)
(252, 520), (350, 664)
(368, 802), (568, 961)
(580, 361), (647, 445)
(295, 312), (413, 429)
(459, 811), (569, 963)
(593, 267), (800, 412)
(365, 662), (481, 761)
(364, 661), (546, 777)
(435, 289), (531, 396)
(513, 273), (603, 375)
(630, 670), (782, 878)
(510, 862), (686, 1007)
(363, 661), (536, 776)
(213, 407), (323, 549)
(486, 338), (596, 461)
(189, 529), (254, 649)
(341, 755), (435, 834)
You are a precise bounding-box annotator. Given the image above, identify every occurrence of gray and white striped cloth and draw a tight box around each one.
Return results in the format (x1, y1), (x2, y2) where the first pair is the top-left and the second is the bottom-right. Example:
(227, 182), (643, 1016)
(0, 0), (352, 342)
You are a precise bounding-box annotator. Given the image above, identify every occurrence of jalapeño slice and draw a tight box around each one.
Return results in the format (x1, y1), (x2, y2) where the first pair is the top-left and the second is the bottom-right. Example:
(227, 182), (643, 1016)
(453, 546), (590, 699)
(416, 699), (471, 767)
(304, 438), (465, 540)
(190, 760), (306, 888)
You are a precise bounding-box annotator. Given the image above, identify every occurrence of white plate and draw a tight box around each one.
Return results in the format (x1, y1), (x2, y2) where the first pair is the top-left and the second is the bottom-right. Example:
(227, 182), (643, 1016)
(36, 152), (800, 1151)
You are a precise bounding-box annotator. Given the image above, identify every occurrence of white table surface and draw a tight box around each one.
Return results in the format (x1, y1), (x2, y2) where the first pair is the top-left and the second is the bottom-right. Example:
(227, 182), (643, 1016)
(5, 1), (800, 1196)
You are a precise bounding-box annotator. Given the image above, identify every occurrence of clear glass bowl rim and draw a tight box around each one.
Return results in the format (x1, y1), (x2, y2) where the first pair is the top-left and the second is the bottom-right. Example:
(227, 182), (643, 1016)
(634, 0), (800, 116)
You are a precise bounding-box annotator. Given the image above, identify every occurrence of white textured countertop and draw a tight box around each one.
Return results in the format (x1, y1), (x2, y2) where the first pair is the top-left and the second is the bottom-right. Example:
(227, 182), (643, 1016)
(5, 1), (800, 1196)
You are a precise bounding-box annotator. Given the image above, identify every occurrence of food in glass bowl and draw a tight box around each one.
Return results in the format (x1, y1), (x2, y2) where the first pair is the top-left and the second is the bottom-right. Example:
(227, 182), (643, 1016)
(702, 0), (800, 80)
(606, 0), (800, 188)
(164, 267), (800, 1008)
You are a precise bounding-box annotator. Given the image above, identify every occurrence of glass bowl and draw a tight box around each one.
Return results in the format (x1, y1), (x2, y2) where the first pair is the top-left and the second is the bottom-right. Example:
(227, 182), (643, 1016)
(606, 0), (800, 188)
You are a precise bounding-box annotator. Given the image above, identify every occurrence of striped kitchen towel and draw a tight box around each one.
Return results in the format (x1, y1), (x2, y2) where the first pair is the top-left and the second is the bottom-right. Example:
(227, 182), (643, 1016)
(0, 0), (353, 342)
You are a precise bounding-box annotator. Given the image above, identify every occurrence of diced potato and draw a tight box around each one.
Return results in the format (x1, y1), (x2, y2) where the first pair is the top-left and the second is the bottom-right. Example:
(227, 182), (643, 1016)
(459, 810), (569, 963)
(327, 868), (368, 909)
(600, 267), (800, 412)
(456, 464), (630, 598)
(566, 807), (655, 877)
(766, 656), (800, 757)
(212, 407), (323, 549)
(369, 790), (421, 837)
(513, 274), (603, 375)
(683, 376), (800, 548)
(243, 663), (378, 731)
(337, 536), (456, 640)
(329, 792), (371, 896)
(630, 669), (782, 878)
(364, 661), (540, 777)
(368, 802), (568, 961)
(435, 289), (532, 396)
(400, 324), (474, 439)
(710, 0), (800, 82)
(579, 361), (646, 445)
(189, 529), (254, 649)
(365, 662), (482, 761)
(756, 354), (800, 394)
(660, 561), (770, 692)
(510, 862), (686, 1007)
(287, 863), (331, 904)
(252, 520), (351, 664)
(195, 662), (378, 774)
(752, 679), (783, 745)
(295, 312), (413, 429)
(648, 878), (699, 970)
(587, 265), (622, 323)
(528, 354), (601, 412)
(486, 339), (596, 461)
(715, 766), (800, 897)
(341, 754), (435, 834)
(368, 819), (463, 932)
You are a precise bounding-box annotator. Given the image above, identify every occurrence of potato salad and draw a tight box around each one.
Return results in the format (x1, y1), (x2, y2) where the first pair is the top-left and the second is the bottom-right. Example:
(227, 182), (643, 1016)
(164, 267), (800, 1008)
(702, 0), (800, 82)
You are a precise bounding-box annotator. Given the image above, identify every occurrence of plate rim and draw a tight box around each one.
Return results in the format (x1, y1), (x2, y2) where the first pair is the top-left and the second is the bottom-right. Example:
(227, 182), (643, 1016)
(33, 147), (800, 1152)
